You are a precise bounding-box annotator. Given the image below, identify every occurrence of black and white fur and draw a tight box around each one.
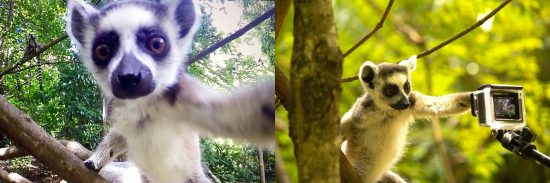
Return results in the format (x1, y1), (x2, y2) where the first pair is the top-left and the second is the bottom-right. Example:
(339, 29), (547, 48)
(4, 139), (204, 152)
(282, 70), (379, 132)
(66, 0), (274, 182)
(340, 57), (471, 183)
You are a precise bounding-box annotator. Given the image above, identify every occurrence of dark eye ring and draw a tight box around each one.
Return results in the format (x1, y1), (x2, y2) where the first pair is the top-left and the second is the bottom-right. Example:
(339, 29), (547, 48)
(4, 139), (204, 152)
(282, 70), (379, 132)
(147, 37), (166, 54)
(383, 85), (399, 97)
(94, 44), (111, 61)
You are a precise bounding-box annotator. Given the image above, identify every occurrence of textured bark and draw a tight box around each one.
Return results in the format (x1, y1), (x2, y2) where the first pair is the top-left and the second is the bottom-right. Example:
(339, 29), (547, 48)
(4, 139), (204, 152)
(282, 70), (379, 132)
(0, 140), (92, 161)
(0, 95), (106, 183)
(258, 148), (266, 183)
(275, 0), (291, 39)
(0, 168), (31, 183)
(275, 66), (291, 109)
(289, 0), (342, 182)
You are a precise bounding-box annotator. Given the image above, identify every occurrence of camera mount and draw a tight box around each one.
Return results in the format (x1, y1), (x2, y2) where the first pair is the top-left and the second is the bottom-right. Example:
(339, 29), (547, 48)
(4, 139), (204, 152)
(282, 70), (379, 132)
(492, 127), (550, 168)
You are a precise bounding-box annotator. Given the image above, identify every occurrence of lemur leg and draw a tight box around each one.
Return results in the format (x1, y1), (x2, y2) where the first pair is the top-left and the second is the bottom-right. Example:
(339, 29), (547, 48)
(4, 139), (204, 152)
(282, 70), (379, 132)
(174, 77), (275, 145)
(410, 91), (471, 118)
(84, 130), (127, 171)
(378, 171), (406, 183)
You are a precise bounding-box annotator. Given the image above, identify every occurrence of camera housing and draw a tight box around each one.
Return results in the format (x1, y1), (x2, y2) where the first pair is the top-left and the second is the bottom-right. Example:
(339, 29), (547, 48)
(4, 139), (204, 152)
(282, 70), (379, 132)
(471, 84), (526, 130)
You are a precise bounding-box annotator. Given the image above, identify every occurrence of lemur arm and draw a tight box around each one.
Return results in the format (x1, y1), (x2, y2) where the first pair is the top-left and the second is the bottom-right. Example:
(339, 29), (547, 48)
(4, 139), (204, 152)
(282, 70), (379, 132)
(84, 129), (127, 171)
(410, 91), (471, 119)
(172, 75), (275, 145)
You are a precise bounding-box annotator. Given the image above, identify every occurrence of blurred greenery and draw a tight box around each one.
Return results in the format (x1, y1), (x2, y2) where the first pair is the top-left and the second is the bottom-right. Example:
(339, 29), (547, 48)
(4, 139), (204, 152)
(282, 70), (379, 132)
(276, 0), (550, 182)
(0, 0), (274, 182)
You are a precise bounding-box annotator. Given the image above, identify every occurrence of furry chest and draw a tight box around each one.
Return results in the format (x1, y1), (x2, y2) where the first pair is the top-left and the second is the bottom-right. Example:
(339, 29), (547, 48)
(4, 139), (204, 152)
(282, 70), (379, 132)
(110, 103), (203, 182)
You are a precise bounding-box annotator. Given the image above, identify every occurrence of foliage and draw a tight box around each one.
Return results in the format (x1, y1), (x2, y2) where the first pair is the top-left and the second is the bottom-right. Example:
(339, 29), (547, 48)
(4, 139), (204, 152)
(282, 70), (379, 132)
(202, 139), (276, 182)
(0, 0), (274, 182)
(277, 0), (550, 182)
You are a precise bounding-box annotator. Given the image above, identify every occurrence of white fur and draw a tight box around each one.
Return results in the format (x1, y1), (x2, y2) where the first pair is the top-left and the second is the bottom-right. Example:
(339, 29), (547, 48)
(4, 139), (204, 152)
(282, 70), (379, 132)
(110, 100), (205, 182)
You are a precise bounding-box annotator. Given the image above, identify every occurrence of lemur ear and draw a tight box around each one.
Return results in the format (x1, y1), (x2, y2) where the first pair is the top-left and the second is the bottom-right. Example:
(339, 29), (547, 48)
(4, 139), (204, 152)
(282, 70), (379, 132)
(167, 0), (200, 38)
(66, 0), (98, 46)
(359, 61), (378, 89)
(399, 56), (417, 71)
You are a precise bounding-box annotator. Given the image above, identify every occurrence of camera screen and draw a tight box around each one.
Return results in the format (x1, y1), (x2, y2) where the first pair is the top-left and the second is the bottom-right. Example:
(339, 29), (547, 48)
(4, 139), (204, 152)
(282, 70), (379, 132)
(493, 93), (520, 120)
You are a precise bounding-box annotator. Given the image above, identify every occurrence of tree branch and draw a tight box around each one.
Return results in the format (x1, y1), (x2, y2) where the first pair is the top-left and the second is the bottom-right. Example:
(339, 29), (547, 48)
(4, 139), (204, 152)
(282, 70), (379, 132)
(416, 0), (512, 58)
(275, 66), (290, 110)
(342, 0), (394, 58)
(0, 0), (15, 50)
(274, 0), (292, 111)
(341, 0), (512, 83)
(0, 95), (106, 182)
(275, 0), (292, 39)
(0, 140), (92, 161)
(3, 61), (79, 76)
(186, 8), (275, 67)
(0, 34), (69, 79)
(0, 168), (32, 183)
(365, 0), (425, 47)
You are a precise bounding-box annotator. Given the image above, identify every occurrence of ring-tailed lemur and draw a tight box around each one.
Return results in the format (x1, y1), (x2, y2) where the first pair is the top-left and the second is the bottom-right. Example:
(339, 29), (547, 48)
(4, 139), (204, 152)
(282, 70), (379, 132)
(66, 0), (274, 182)
(340, 57), (471, 183)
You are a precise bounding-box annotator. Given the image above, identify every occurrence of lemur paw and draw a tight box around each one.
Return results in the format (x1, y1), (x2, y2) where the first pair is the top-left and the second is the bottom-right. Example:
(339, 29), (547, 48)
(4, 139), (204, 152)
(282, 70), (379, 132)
(458, 92), (473, 108)
(248, 79), (275, 144)
(259, 80), (275, 135)
(84, 159), (100, 172)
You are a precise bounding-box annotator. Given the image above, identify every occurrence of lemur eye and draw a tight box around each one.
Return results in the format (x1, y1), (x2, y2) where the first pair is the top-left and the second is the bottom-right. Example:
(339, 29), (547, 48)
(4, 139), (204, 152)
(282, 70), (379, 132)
(147, 37), (166, 54)
(94, 44), (112, 61)
(404, 81), (411, 94)
(383, 84), (399, 97)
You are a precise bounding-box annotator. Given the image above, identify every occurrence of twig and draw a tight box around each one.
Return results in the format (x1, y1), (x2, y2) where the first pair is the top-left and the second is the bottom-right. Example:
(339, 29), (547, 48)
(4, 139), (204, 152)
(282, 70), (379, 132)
(4, 61), (79, 75)
(275, 66), (290, 109)
(342, 0), (394, 58)
(0, 0), (15, 50)
(0, 34), (69, 79)
(417, 0), (512, 58)
(186, 8), (275, 67)
(366, 0), (425, 47)
(341, 0), (512, 83)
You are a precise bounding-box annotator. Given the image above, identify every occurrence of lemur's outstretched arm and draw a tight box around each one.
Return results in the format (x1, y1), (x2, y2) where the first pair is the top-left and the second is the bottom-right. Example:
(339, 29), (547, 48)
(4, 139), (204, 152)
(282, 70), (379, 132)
(84, 130), (127, 171)
(171, 75), (275, 145)
(410, 91), (471, 119)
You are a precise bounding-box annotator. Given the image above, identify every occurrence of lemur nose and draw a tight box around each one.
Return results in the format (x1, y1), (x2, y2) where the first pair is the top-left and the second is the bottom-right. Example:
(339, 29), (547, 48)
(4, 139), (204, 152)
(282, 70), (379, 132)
(117, 73), (142, 89)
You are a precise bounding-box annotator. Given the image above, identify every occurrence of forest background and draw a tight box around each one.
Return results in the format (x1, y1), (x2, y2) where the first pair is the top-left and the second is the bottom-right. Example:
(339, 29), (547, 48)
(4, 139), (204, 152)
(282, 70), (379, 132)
(276, 0), (550, 182)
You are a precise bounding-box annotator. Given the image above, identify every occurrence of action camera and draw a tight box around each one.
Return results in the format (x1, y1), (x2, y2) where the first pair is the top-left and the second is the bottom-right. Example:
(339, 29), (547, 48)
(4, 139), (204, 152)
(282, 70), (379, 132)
(470, 84), (526, 130)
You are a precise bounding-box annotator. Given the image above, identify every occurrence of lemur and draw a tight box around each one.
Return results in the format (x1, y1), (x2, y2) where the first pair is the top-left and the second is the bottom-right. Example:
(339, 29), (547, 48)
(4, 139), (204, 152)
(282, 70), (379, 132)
(66, 0), (274, 182)
(340, 57), (471, 183)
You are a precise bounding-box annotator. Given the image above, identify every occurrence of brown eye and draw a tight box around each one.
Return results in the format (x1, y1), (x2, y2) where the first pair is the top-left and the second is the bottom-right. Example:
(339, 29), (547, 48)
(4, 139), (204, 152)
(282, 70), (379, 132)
(147, 37), (165, 54)
(94, 44), (111, 61)
(404, 81), (411, 94)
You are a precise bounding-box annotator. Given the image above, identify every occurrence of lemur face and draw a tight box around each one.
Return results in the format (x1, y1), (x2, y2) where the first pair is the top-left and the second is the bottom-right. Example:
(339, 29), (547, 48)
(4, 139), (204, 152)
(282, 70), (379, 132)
(66, 0), (199, 100)
(359, 58), (416, 111)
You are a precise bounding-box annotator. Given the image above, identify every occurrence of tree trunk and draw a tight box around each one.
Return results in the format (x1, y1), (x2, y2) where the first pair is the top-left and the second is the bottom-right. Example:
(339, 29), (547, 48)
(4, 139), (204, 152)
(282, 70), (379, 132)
(0, 95), (106, 183)
(258, 148), (266, 183)
(289, 0), (342, 182)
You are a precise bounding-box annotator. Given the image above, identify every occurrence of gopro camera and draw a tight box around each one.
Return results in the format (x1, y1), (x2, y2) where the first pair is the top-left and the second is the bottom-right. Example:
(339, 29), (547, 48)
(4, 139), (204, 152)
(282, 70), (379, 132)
(470, 84), (526, 130)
